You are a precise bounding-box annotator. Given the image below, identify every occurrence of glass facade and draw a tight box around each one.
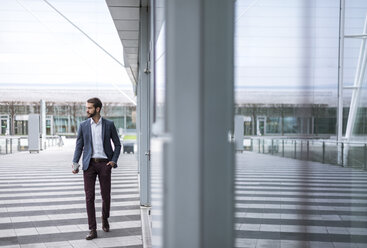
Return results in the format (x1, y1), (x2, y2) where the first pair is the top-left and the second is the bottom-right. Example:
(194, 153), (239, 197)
(234, 0), (367, 247)
(235, 0), (367, 140)
(151, 0), (166, 247)
(236, 105), (352, 136)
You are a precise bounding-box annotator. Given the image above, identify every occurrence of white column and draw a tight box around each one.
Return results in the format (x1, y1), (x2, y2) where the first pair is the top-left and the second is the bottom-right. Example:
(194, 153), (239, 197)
(165, 1), (234, 247)
(138, 6), (151, 207)
(28, 114), (40, 152)
(124, 106), (127, 131)
(40, 100), (46, 150)
(337, 0), (345, 141)
(345, 15), (367, 141)
(235, 115), (244, 151)
(337, 0), (345, 165)
(344, 15), (367, 164)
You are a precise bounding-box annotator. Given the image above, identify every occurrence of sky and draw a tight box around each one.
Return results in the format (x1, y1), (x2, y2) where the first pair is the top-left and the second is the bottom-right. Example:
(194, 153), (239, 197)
(0, 0), (366, 106)
(235, 0), (366, 91)
(0, 0), (132, 92)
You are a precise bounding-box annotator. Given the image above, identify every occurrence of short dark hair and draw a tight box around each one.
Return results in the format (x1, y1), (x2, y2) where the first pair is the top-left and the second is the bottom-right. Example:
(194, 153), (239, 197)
(87, 97), (103, 110)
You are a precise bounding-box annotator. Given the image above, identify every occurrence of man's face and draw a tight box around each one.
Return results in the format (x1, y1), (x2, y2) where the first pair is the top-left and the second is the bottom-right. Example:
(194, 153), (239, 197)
(86, 102), (99, 118)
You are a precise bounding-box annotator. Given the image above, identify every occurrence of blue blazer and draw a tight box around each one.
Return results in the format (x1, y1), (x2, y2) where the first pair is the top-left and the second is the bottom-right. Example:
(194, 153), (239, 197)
(72, 117), (121, 171)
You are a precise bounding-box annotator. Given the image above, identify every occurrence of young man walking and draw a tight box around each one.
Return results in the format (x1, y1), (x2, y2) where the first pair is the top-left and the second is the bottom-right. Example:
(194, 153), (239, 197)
(72, 97), (121, 240)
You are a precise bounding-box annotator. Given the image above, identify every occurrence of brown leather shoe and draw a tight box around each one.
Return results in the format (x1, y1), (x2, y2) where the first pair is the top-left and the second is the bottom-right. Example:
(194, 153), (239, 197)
(86, 229), (97, 240)
(102, 218), (110, 232)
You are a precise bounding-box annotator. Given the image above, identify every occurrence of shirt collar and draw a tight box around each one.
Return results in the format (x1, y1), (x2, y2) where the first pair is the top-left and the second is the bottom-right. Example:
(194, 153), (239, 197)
(90, 117), (102, 125)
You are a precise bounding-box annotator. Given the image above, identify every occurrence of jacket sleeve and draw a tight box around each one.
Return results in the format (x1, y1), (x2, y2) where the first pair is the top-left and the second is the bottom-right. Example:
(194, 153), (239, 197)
(72, 123), (84, 163)
(110, 121), (121, 164)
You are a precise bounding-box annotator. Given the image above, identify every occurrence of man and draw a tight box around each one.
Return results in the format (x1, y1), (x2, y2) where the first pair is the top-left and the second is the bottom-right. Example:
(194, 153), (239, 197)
(72, 97), (121, 240)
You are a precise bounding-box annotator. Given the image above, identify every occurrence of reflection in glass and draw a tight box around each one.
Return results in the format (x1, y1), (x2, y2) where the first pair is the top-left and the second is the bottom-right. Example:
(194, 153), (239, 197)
(234, 0), (367, 247)
(150, 1), (166, 248)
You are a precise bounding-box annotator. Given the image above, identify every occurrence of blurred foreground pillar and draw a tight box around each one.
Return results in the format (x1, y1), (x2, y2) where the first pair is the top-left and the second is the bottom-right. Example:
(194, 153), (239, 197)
(165, 1), (235, 248)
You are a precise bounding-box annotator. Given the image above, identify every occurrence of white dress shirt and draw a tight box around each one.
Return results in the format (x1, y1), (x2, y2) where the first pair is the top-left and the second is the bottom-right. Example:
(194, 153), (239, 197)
(90, 117), (108, 159)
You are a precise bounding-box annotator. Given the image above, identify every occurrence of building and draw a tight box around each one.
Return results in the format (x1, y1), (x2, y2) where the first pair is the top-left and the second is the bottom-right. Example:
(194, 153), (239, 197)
(0, 88), (136, 136)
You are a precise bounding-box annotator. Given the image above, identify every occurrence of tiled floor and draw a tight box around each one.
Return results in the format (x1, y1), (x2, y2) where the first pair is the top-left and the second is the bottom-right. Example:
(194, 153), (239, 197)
(0, 140), (142, 248)
(235, 152), (367, 248)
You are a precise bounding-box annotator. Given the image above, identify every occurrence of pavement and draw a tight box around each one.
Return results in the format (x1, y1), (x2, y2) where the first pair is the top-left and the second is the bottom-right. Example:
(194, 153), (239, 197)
(2, 138), (367, 248)
(235, 152), (367, 248)
(0, 139), (143, 248)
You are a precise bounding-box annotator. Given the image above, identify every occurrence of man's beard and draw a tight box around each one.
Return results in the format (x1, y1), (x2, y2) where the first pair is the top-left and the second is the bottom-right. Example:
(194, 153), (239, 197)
(88, 111), (96, 118)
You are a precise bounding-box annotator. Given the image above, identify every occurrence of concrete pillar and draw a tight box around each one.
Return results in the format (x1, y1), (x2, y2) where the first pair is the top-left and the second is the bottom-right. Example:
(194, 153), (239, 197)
(164, 1), (234, 247)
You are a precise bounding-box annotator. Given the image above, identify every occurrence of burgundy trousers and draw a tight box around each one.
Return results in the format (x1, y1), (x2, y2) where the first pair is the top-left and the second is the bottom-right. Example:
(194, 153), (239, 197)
(83, 160), (112, 230)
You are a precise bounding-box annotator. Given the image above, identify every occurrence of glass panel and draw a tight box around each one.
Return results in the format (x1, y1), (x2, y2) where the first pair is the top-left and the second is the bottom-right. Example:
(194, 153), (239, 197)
(153, 0), (166, 130)
(1, 120), (7, 135)
(266, 117), (280, 134)
(283, 117), (298, 134)
(244, 116), (253, 136)
(234, 0), (367, 247)
(151, 1), (166, 247)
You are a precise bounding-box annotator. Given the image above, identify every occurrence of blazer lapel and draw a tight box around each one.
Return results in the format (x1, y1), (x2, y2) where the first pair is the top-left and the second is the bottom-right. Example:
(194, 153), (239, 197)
(86, 119), (92, 145)
(102, 117), (106, 142)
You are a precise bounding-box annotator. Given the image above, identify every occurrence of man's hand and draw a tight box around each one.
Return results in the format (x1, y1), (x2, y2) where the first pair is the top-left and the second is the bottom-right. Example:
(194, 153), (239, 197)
(72, 162), (80, 174)
(107, 161), (116, 168)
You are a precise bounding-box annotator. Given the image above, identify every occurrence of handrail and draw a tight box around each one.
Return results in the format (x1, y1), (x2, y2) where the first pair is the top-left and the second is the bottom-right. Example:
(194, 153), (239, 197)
(247, 137), (367, 146)
(243, 137), (367, 169)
